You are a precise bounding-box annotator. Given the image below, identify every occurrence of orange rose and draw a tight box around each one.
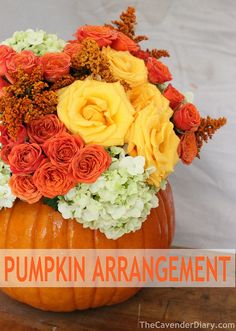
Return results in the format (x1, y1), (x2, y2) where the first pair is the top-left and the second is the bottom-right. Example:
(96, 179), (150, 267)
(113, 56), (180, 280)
(27, 114), (66, 144)
(178, 133), (198, 165)
(63, 42), (82, 58)
(0, 45), (16, 76)
(40, 53), (71, 82)
(0, 143), (13, 164)
(43, 132), (84, 168)
(146, 57), (172, 84)
(70, 145), (111, 183)
(111, 32), (139, 52)
(74, 25), (118, 47)
(5, 50), (38, 82)
(0, 125), (10, 145)
(173, 103), (201, 132)
(0, 124), (27, 146)
(33, 160), (75, 198)
(0, 125), (28, 164)
(9, 174), (42, 204)
(163, 84), (184, 110)
(8, 143), (44, 174)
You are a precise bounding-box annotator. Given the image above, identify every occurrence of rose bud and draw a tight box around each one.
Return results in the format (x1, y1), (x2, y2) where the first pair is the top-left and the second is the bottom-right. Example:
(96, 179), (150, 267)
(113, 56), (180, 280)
(178, 133), (198, 165)
(146, 57), (172, 84)
(163, 84), (184, 110)
(173, 103), (201, 132)
(111, 32), (139, 52)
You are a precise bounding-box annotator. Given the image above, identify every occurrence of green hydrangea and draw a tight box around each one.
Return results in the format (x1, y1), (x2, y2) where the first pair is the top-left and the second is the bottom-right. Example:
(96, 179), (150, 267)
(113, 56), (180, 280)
(58, 147), (160, 240)
(1, 29), (66, 55)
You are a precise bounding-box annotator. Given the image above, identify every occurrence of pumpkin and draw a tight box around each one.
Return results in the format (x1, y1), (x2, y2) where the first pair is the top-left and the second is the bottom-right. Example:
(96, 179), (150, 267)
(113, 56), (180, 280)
(0, 183), (175, 312)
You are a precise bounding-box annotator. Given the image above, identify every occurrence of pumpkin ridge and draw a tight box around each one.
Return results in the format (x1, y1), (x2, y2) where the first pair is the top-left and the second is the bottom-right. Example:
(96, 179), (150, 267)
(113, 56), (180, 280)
(102, 232), (118, 307)
(163, 192), (169, 248)
(66, 219), (76, 310)
(89, 229), (97, 308)
(32, 202), (43, 307)
(157, 193), (168, 248)
(153, 198), (163, 248)
(1, 200), (16, 300)
(4, 201), (18, 300)
(160, 184), (175, 246)
(166, 183), (175, 244)
(155, 206), (162, 247)
(4, 200), (15, 249)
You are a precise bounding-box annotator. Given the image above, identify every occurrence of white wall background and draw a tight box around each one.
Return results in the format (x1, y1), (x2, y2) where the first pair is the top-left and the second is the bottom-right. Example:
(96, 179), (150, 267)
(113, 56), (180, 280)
(0, 0), (235, 248)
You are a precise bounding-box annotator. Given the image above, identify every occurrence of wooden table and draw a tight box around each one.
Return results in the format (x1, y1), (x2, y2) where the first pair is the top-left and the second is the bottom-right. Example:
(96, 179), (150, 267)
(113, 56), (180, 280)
(0, 287), (235, 331)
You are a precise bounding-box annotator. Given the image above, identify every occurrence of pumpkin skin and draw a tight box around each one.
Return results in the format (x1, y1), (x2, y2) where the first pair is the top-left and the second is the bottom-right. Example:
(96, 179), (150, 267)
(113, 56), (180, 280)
(0, 183), (175, 312)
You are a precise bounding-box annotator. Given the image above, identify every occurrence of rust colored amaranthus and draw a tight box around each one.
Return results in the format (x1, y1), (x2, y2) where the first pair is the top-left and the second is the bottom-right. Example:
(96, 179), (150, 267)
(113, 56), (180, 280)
(195, 116), (227, 154)
(110, 6), (148, 43)
(71, 38), (130, 91)
(50, 74), (76, 91)
(0, 67), (57, 138)
(110, 7), (169, 58)
(149, 49), (170, 59)
(71, 38), (116, 82)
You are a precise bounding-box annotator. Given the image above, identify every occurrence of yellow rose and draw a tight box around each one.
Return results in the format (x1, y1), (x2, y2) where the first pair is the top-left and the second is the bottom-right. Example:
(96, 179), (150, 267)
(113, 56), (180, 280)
(57, 79), (134, 146)
(128, 82), (170, 113)
(102, 46), (147, 87)
(127, 87), (179, 187)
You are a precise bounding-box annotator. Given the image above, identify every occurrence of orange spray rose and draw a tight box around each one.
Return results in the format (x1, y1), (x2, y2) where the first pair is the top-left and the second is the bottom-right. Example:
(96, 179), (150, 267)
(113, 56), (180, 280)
(173, 103), (201, 132)
(146, 57), (172, 84)
(40, 53), (71, 82)
(9, 174), (42, 204)
(43, 132), (84, 168)
(163, 84), (184, 110)
(33, 160), (75, 198)
(8, 143), (44, 174)
(74, 25), (118, 47)
(70, 145), (111, 183)
(111, 32), (139, 52)
(178, 133), (198, 165)
(27, 114), (66, 144)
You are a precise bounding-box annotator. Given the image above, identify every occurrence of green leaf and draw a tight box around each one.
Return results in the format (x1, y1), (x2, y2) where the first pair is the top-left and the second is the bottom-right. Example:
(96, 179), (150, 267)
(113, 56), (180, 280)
(43, 197), (59, 211)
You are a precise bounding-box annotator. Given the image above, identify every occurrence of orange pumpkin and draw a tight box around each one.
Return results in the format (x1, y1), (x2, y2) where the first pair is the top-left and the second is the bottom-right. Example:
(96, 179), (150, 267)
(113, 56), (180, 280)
(0, 183), (175, 312)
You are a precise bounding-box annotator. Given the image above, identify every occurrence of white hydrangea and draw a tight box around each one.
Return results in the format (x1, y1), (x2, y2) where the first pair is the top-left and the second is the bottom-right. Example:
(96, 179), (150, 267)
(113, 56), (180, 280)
(0, 158), (16, 210)
(2, 29), (66, 55)
(58, 147), (159, 240)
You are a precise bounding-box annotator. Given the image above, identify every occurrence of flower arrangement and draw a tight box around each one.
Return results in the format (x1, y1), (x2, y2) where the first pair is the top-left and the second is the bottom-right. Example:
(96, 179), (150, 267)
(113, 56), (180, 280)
(0, 7), (226, 239)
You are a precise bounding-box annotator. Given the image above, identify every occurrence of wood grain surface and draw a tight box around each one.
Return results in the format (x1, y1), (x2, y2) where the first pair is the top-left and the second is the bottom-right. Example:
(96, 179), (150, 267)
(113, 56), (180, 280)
(0, 287), (235, 331)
